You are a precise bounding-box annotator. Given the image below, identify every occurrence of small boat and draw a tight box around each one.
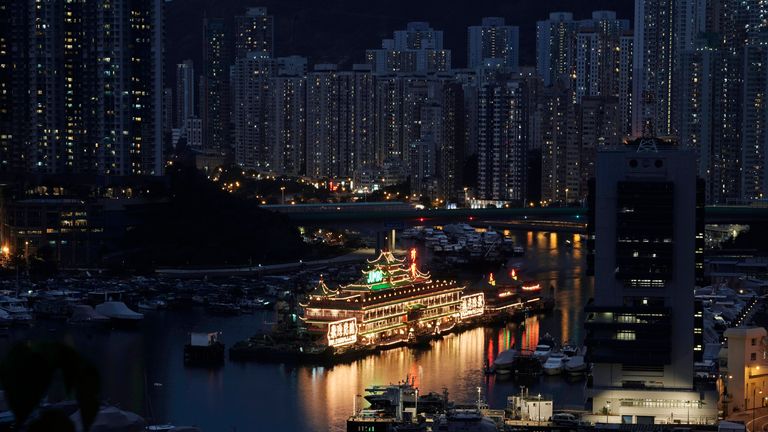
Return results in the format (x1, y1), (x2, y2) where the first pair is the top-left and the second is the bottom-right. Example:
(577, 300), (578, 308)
(562, 344), (579, 357)
(69, 305), (110, 325)
(532, 344), (552, 363)
(145, 425), (175, 431)
(0, 296), (33, 323)
(565, 355), (588, 375)
(95, 301), (143, 325)
(493, 349), (517, 374)
(184, 332), (225, 367)
(542, 352), (567, 375)
(483, 360), (495, 375)
(138, 299), (167, 311)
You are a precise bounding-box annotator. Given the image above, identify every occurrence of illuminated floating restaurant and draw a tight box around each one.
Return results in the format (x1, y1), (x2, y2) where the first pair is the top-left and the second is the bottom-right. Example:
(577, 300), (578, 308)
(299, 251), (553, 351)
(300, 250), (484, 348)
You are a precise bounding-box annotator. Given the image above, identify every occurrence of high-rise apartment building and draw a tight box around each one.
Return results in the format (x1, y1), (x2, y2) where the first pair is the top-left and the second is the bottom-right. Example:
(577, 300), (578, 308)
(232, 51), (275, 170)
(1, 0), (165, 175)
(632, 0), (677, 137)
(176, 60), (196, 129)
(741, 33), (768, 202)
(338, 65), (376, 179)
(574, 12), (630, 103)
(366, 22), (451, 74)
(306, 64), (340, 179)
(201, 17), (230, 154)
(235, 7), (274, 59)
(476, 76), (527, 204)
(536, 13), (578, 87)
(467, 18), (520, 71)
(269, 58), (307, 176)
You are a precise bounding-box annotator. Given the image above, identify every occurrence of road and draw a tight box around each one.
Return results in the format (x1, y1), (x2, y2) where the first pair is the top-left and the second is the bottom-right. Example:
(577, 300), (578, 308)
(731, 407), (768, 432)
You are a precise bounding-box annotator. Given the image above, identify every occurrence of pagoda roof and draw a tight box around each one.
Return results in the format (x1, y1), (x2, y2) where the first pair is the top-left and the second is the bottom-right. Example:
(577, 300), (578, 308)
(342, 251), (430, 292)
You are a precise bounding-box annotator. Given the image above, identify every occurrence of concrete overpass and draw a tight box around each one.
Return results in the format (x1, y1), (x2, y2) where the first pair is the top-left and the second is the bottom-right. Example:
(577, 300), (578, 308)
(264, 202), (768, 226)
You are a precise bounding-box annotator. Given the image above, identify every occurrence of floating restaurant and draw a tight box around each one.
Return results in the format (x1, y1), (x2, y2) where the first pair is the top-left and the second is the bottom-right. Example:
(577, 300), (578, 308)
(300, 250), (482, 348)
(299, 250), (552, 351)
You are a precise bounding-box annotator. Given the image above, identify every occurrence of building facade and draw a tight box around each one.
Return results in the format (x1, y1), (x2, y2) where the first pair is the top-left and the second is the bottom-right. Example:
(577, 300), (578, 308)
(585, 137), (717, 424)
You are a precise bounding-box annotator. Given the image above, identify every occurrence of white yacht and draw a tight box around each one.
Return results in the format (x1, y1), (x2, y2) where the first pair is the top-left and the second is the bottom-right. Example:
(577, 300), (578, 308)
(532, 344), (553, 363)
(0, 296), (33, 322)
(564, 355), (588, 375)
(492, 349), (517, 374)
(542, 352), (567, 375)
(95, 301), (143, 324)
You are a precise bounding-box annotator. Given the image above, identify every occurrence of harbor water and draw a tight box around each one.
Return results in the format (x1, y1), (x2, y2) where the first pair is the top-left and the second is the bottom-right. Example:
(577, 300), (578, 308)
(0, 230), (591, 432)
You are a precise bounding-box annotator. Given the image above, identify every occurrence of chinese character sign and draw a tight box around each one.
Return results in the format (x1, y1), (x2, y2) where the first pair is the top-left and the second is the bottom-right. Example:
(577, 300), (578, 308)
(460, 293), (485, 319)
(366, 269), (384, 284)
(327, 317), (358, 347)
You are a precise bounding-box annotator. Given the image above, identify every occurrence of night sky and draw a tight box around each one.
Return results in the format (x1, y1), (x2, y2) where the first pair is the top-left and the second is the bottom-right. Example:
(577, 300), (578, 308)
(165, 0), (634, 82)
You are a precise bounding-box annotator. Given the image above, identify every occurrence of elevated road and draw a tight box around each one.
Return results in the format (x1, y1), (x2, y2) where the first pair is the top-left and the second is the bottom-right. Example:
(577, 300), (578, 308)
(264, 202), (768, 226)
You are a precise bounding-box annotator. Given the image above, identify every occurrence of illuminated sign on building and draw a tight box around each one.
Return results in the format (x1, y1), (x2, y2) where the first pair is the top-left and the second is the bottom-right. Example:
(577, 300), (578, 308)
(327, 317), (358, 347)
(460, 293), (485, 319)
(367, 270), (384, 284)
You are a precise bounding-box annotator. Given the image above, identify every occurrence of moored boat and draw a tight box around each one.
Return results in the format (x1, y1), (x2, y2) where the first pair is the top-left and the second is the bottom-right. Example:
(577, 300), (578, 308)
(184, 332), (225, 367)
(532, 344), (552, 363)
(492, 349), (517, 374)
(542, 352), (567, 375)
(95, 301), (143, 325)
(564, 355), (588, 375)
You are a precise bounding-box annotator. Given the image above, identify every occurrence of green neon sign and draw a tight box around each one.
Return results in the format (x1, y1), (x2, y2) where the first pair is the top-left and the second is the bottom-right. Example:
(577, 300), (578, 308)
(367, 269), (384, 284)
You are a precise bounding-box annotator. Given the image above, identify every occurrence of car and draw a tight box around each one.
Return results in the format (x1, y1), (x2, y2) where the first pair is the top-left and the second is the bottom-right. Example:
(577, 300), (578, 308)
(552, 412), (579, 427)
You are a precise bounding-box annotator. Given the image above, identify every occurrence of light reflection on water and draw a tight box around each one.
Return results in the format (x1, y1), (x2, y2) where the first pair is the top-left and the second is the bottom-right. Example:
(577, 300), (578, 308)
(0, 230), (591, 432)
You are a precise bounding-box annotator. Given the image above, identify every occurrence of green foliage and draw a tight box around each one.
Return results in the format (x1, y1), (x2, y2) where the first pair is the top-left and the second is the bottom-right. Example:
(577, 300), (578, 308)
(0, 342), (100, 431)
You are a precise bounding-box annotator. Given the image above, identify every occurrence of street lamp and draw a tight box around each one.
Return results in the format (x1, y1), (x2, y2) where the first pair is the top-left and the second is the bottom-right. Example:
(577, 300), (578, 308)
(686, 400), (690, 424)
(280, 186), (286, 205)
(537, 393), (542, 426)
(606, 400), (611, 424)
(565, 188), (569, 205)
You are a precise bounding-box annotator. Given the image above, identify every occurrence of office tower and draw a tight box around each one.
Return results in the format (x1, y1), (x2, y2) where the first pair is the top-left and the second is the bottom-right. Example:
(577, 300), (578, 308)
(201, 17), (230, 154)
(467, 17), (520, 71)
(232, 51), (275, 170)
(366, 22), (451, 74)
(574, 12), (630, 103)
(476, 77), (527, 204)
(269, 73), (305, 176)
(585, 137), (716, 424)
(536, 12), (578, 87)
(176, 60), (196, 129)
(306, 64), (339, 179)
(2, 0), (164, 175)
(539, 82), (579, 205)
(338, 65), (376, 180)
(235, 7), (274, 59)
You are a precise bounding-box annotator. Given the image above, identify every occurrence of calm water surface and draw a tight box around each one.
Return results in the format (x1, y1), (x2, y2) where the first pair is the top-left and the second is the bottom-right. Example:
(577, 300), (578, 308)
(1, 230), (591, 432)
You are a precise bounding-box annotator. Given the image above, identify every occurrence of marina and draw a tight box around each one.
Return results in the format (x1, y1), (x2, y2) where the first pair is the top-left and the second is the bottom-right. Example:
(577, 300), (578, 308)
(0, 228), (588, 431)
(0, 227), (758, 431)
